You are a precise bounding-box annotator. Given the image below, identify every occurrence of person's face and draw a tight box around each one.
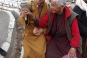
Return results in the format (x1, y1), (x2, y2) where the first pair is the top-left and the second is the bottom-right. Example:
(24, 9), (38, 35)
(50, 0), (64, 14)
(37, 0), (45, 4)
(84, 0), (87, 3)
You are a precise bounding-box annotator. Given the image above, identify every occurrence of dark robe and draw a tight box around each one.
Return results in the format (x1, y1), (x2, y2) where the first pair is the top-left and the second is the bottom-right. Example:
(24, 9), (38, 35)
(46, 13), (82, 58)
(73, 5), (87, 57)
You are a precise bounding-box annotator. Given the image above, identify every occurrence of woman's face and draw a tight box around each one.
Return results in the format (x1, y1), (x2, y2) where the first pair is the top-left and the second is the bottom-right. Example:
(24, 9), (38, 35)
(37, 0), (45, 4)
(50, 0), (64, 14)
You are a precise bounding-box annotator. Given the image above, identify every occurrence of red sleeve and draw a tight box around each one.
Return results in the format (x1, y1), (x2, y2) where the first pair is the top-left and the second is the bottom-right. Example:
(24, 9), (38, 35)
(70, 18), (80, 47)
(38, 12), (49, 28)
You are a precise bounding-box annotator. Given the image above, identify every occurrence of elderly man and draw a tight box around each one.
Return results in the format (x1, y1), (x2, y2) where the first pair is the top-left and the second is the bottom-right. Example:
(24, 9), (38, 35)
(18, 0), (48, 58)
(27, 0), (82, 58)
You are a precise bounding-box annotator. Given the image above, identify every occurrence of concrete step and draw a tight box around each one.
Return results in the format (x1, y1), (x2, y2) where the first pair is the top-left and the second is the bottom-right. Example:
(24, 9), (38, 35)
(0, 10), (16, 58)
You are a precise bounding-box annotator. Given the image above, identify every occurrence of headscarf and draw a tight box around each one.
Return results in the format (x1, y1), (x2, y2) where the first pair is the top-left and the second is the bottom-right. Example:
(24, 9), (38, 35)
(76, 0), (87, 16)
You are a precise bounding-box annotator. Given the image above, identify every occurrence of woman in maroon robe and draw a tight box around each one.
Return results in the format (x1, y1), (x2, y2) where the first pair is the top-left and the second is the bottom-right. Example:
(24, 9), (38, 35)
(27, 0), (82, 58)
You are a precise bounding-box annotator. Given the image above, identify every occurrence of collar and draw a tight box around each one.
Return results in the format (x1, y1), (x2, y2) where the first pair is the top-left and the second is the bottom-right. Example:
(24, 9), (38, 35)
(34, 0), (45, 7)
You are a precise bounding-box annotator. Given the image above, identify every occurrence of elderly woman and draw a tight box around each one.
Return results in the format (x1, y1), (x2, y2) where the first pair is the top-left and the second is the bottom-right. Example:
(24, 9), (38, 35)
(28, 0), (82, 58)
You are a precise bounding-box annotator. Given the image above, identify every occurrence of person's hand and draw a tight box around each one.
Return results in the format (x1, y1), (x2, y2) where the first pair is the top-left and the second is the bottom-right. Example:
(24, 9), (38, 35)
(21, 9), (34, 18)
(21, 9), (29, 17)
(33, 27), (44, 36)
(68, 47), (76, 58)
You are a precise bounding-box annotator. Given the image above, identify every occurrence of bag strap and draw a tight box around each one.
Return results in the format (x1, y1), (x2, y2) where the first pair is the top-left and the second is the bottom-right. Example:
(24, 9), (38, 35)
(26, 0), (33, 25)
(47, 4), (51, 32)
(68, 11), (78, 26)
(30, 0), (33, 12)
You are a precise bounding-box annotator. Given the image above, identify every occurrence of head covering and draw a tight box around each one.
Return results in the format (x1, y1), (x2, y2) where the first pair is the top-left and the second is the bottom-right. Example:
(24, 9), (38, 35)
(76, 0), (87, 16)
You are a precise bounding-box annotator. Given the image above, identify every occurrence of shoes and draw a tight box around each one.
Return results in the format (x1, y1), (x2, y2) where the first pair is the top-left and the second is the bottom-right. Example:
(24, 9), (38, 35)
(0, 48), (7, 56)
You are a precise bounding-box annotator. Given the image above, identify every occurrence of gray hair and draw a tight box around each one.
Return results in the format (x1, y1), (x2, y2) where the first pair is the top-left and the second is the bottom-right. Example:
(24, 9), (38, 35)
(53, 0), (66, 7)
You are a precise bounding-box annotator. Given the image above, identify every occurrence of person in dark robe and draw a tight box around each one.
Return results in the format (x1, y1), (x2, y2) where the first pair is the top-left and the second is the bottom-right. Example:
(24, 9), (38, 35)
(27, 0), (82, 58)
(73, 0), (87, 57)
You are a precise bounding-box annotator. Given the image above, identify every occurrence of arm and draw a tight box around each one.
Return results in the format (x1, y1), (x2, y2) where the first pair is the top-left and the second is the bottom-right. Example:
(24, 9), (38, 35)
(68, 18), (80, 58)
(18, 1), (30, 26)
(73, 5), (87, 36)
(78, 20), (87, 36)
(34, 12), (49, 28)
(70, 18), (80, 47)
(33, 12), (49, 35)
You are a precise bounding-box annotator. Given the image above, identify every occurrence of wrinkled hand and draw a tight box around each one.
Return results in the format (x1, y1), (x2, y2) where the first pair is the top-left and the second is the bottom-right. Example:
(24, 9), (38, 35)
(33, 27), (44, 36)
(21, 9), (34, 18)
(68, 47), (77, 58)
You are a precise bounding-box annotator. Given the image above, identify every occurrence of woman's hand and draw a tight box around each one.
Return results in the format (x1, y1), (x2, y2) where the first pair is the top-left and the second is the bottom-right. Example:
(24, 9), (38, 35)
(33, 27), (44, 36)
(68, 47), (76, 58)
